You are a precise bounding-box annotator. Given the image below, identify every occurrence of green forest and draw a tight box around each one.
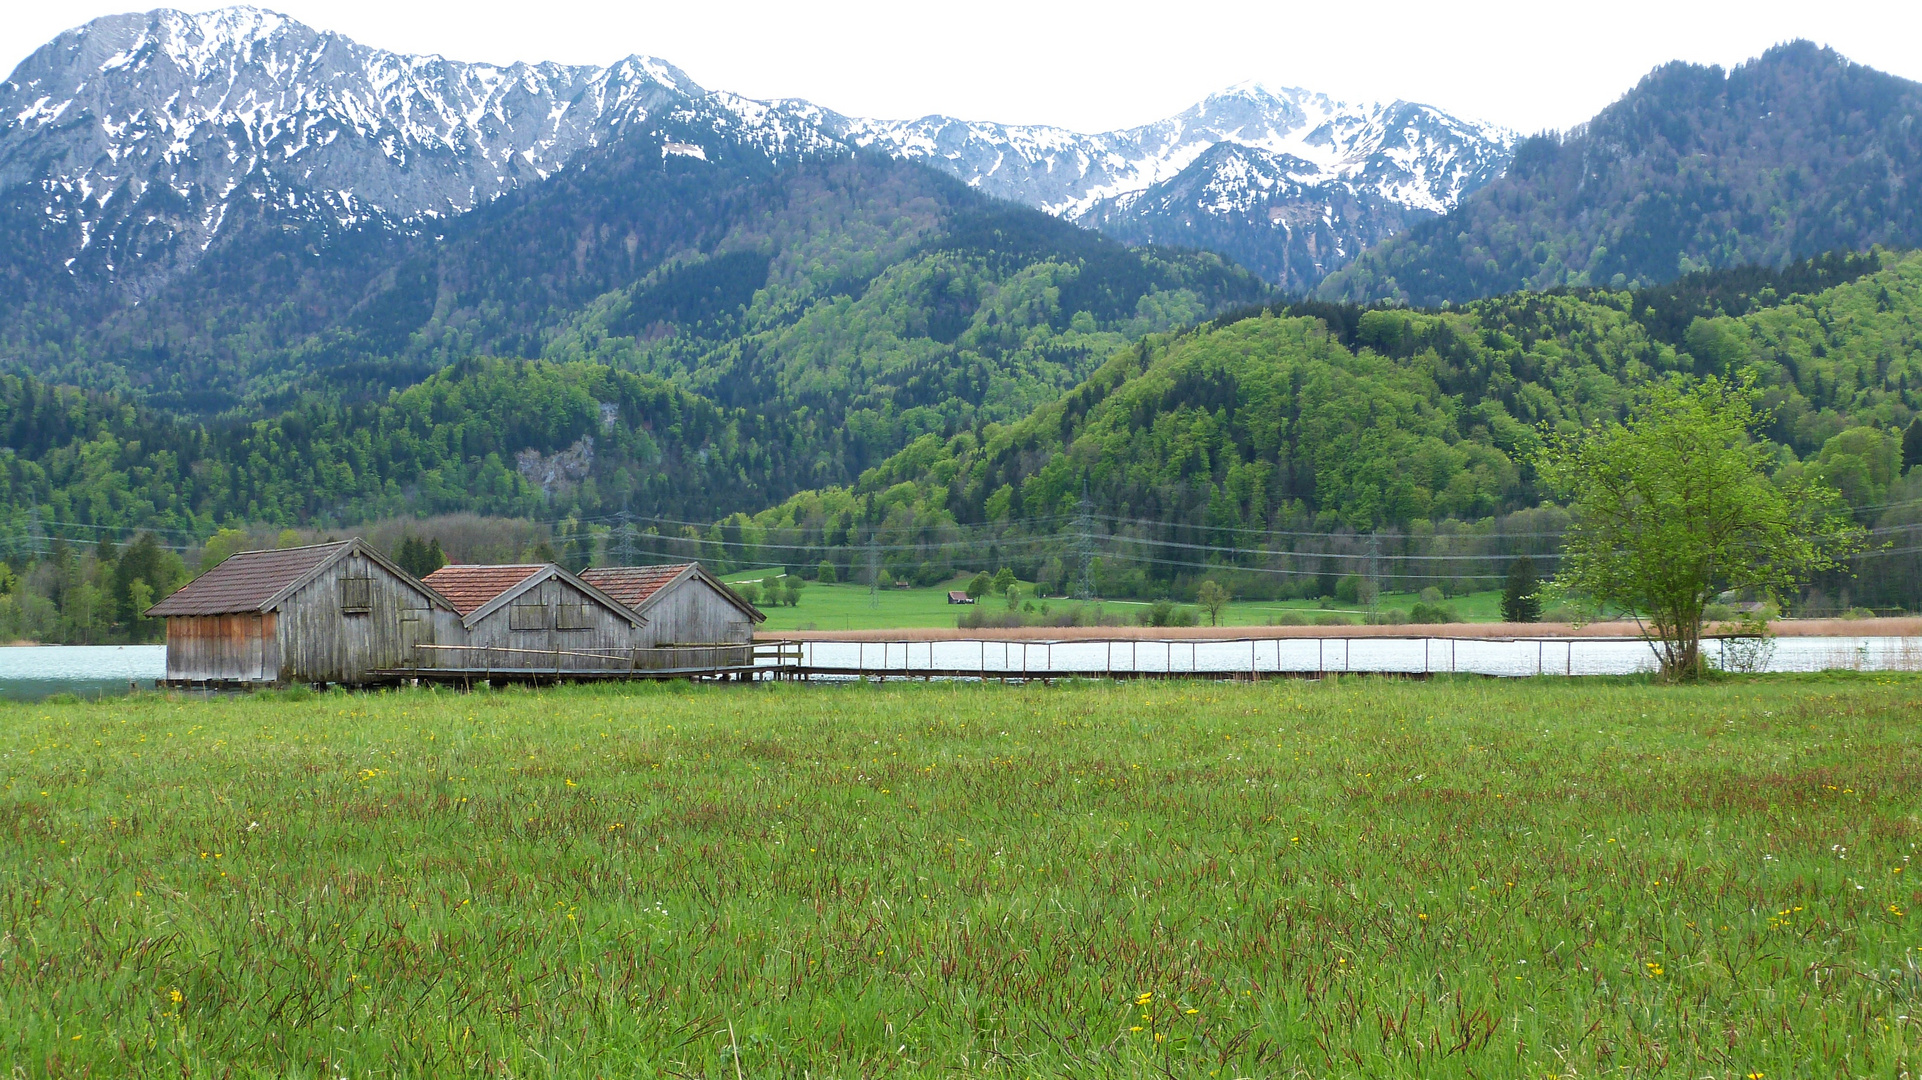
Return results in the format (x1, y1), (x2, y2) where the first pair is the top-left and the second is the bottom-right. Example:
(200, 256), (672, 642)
(5, 247), (1922, 640)
(732, 248), (1922, 607)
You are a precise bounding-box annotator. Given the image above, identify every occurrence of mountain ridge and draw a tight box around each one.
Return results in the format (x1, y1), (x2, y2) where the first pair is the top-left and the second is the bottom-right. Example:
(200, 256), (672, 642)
(1319, 42), (1922, 305)
(0, 6), (1513, 300)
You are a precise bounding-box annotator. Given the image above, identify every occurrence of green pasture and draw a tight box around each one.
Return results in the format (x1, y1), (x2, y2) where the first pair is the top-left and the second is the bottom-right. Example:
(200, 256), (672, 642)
(719, 568), (1509, 630)
(3, 675), (1920, 1077)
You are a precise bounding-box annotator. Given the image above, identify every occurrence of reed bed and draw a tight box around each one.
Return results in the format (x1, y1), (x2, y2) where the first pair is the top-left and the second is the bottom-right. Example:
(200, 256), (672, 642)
(3, 674), (1921, 1077)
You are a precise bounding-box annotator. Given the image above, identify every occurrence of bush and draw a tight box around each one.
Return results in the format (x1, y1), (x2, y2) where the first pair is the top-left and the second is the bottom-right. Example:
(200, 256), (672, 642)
(957, 604), (1130, 629)
(1419, 586), (1444, 604)
(816, 560), (836, 584)
(1270, 611), (1311, 626)
(1138, 599), (1199, 627)
(1313, 613), (1355, 627)
(1408, 601), (1460, 624)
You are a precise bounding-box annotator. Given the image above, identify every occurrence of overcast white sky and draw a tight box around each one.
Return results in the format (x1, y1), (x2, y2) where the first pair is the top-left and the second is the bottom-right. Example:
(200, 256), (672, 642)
(5, 1), (1920, 133)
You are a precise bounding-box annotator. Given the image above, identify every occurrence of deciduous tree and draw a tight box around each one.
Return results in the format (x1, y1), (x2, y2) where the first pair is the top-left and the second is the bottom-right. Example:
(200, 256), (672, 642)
(1538, 376), (1863, 679)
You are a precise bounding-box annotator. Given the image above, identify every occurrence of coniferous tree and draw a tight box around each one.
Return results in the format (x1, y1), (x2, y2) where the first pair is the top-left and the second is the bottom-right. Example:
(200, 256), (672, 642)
(1502, 555), (1543, 624)
(1903, 418), (1922, 474)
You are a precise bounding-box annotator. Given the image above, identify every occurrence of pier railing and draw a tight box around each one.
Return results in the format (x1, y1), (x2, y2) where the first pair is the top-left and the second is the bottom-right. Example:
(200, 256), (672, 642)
(409, 641), (753, 675)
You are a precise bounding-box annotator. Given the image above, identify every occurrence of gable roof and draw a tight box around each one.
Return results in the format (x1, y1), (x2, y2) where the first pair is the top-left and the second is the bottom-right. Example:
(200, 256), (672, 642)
(579, 562), (765, 623)
(424, 563), (645, 630)
(146, 538), (455, 618)
(422, 564), (544, 616)
(577, 563), (693, 609)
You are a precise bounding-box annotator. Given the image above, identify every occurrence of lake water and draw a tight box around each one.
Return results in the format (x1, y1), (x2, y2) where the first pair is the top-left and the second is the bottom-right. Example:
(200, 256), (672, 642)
(0, 645), (166, 702)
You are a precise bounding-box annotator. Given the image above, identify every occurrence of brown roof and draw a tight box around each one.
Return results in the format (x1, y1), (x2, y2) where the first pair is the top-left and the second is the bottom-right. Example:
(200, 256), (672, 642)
(422, 564), (545, 616)
(578, 563), (692, 609)
(147, 541), (349, 617)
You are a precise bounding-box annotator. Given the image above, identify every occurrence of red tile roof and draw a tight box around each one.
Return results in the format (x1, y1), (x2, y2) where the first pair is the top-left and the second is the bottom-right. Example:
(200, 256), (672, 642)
(578, 563), (691, 610)
(148, 542), (348, 617)
(422, 564), (544, 616)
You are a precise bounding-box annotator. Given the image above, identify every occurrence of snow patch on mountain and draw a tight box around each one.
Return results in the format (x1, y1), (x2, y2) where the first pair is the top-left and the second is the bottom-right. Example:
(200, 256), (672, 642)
(833, 82), (1513, 222)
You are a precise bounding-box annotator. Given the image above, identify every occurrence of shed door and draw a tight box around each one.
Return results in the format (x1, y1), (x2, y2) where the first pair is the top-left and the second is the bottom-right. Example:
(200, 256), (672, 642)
(399, 606), (433, 667)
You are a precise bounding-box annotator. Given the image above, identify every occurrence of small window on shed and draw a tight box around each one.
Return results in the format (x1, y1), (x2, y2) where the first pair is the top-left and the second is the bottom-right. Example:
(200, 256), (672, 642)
(509, 603), (548, 631)
(556, 603), (594, 630)
(339, 576), (372, 614)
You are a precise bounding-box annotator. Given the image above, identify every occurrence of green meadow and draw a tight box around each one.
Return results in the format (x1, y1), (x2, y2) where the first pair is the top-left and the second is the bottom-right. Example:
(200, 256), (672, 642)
(4, 675), (1921, 1077)
(719, 570), (1509, 631)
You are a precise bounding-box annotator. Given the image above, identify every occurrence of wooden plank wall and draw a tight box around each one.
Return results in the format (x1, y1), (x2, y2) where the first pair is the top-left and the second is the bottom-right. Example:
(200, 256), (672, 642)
(164, 613), (273, 682)
(276, 551), (460, 684)
(640, 577), (755, 646)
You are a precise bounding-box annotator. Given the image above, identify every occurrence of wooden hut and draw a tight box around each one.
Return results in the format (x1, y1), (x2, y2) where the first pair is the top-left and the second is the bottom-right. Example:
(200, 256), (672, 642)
(147, 538), (460, 687)
(579, 563), (764, 659)
(419, 563), (662, 676)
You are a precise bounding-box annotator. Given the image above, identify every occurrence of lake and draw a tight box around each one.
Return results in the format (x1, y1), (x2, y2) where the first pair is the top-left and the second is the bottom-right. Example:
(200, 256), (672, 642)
(0, 645), (166, 702)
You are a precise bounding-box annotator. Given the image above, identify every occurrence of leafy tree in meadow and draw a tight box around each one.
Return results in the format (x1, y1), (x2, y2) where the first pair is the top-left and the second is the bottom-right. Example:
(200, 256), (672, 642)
(1196, 579), (1231, 626)
(990, 568), (1015, 596)
(1538, 376), (1864, 679)
(965, 571), (992, 599)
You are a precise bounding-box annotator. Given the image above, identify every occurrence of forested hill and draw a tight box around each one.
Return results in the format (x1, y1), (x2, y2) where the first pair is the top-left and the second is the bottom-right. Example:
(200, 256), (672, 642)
(0, 359), (811, 540)
(734, 249), (1922, 595)
(2, 137), (1264, 440)
(3, 248), (1915, 551)
(1318, 43), (1922, 306)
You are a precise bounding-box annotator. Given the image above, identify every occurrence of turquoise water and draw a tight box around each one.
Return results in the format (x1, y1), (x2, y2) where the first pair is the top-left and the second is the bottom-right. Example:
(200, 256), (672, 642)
(0, 645), (166, 702)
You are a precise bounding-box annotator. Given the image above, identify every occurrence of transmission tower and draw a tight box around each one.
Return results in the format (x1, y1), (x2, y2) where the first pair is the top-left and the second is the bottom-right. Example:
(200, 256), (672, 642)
(614, 503), (638, 567)
(1071, 486), (1097, 600)
(866, 531), (881, 609)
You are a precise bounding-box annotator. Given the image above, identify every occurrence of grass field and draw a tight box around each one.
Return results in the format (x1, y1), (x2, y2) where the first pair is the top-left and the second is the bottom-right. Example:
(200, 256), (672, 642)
(5, 675), (1921, 1077)
(720, 569), (1508, 631)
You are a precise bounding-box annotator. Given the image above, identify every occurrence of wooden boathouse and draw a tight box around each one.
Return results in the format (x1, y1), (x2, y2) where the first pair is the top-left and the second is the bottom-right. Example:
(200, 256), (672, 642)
(147, 538), (461, 687)
(413, 563), (650, 677)
(579, 562), (764, 656)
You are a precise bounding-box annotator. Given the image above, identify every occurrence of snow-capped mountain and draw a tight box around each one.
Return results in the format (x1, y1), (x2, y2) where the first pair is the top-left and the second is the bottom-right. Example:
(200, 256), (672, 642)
(1074, 142), (1429, 288)
(831, 84), (1510, 221)
(0, 6), (841, 297)
(0, 7), (1512, 298)
(823, 85), (1514, 291)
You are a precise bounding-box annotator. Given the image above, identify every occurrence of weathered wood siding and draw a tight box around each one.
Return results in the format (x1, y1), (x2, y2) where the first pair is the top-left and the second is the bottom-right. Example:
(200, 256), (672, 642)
(273, 551), (458, 684)
(640, 577), (755, 646)
(448, 576), (647, 670)
(163, 613), (277, 682)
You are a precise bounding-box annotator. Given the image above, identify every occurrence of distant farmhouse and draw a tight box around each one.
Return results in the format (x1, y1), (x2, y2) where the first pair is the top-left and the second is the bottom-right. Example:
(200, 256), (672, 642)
(150, 541), (763, 688)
